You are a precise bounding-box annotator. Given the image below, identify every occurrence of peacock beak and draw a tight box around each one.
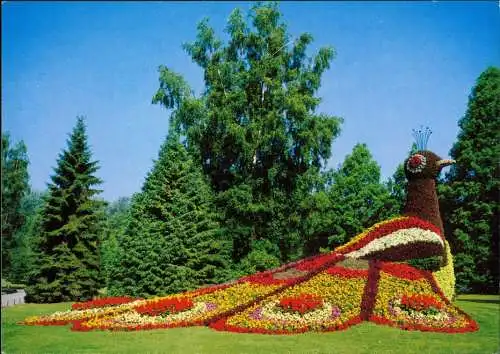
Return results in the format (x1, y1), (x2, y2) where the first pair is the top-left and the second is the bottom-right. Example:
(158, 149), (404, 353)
(436, 159), (456, 168)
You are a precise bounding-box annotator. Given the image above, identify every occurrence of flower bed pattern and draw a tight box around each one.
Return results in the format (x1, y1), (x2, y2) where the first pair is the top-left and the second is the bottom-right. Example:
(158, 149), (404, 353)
(22, 218), (477, 334)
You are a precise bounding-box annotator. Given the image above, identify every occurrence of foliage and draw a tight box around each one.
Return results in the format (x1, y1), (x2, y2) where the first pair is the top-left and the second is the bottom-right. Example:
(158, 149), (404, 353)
(10, 190), (45, 284)
(99, 197), (131, 289)
(383, 143), (418, 218)
(1, 132), (30, 278)
(25, 117), (106, 303)
(304, 144), (392, 254)
(108, 134), (230, 297)
(439, 66), (500, 294)
(153, 2), (342, 262)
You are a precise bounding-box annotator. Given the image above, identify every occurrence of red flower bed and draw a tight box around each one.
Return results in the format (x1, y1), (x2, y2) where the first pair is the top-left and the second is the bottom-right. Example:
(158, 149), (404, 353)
(134, 297), (194, 316)
(278, 294), (323, 314)
(400, 294), (443, 312)
(72, 296), (139, 310)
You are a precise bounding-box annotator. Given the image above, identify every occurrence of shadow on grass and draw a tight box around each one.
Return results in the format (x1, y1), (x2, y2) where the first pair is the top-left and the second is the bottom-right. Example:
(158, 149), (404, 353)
(458, 298), (500, 305)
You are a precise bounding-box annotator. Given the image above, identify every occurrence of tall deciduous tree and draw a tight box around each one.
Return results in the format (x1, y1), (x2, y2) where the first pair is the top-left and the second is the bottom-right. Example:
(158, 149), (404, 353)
(440, 67), (500, 293)
(1, 133), (30, 278)
(109, 134), (230, 297)
(25, 117), (105, 303)
(153, 2), (342, 262)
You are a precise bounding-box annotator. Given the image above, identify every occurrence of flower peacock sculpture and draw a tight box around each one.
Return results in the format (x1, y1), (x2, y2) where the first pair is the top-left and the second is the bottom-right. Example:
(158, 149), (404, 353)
(23, 128), (478, 334)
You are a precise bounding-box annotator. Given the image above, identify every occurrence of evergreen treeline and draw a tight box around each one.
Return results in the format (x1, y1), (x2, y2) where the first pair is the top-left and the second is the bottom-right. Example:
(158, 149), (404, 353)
(2, 4), (498, 299)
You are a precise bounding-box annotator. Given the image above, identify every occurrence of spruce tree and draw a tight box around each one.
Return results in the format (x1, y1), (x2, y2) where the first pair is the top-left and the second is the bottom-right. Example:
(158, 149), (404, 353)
(109, 134), (230, 297)
(1, 133), (30, 278)
(25, 117), (105, 303)
(440, 67), (500, 293)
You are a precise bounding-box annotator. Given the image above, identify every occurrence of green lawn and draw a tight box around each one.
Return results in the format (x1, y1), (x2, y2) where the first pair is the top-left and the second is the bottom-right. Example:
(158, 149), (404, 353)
(1, 294), (498, 354)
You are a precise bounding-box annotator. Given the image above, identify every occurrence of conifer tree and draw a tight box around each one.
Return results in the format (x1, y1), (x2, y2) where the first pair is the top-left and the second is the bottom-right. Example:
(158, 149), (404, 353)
(25, 117), (105, 303)
(440, 67), (500, 293)
(109, 134), (230, 297)
(1, 133), (30, 277)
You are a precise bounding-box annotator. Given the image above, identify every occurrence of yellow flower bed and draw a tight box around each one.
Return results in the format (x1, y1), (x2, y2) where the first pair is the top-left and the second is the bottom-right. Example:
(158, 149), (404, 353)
(432, 240), (456, 301)
(222, 270), (366, 333)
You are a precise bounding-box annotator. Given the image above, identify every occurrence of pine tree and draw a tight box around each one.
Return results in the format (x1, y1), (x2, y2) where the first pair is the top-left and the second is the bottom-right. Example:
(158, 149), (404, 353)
(25, 117), (105, 303)
(440, 67), (500, 293)
(153, 2), (342, 262)
(1, 133), (30, 278)
(304, 143), (391, 254)
(109, 134), (230, 297)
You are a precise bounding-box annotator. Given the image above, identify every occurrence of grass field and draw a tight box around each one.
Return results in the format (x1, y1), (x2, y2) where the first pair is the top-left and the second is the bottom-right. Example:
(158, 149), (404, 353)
(2, 294), (498, 354)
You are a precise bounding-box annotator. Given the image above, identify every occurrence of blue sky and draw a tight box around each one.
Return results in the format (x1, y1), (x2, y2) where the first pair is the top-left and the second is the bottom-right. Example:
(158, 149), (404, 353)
(2, 1), (499, 201)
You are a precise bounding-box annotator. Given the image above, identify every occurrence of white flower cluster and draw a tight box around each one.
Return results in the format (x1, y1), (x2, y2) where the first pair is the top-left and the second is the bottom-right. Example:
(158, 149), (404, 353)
(346, 228), (443, 259)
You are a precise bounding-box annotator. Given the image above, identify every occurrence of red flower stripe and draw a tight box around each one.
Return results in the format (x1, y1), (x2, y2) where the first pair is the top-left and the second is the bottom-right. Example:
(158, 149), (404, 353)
(72, 296), (139, 310)
(380, 262), (429, 280)
(294, 252), (344, 271)
(134, 297), (194, 316)
(339, 217), (443, 255)
(325, 266), (368, 278)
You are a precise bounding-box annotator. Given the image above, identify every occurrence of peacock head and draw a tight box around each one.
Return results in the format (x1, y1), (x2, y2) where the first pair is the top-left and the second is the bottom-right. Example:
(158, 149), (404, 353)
(404, 150), (455, 180)
(403, 127), (455, 180)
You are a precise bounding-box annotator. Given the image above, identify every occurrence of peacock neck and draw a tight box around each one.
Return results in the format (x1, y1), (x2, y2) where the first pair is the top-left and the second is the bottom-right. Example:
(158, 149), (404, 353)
(403, 178), (444, 235)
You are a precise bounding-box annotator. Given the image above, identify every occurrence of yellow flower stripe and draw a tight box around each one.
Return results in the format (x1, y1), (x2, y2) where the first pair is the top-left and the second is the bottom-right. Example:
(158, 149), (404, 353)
(432, 240), (456, 301)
